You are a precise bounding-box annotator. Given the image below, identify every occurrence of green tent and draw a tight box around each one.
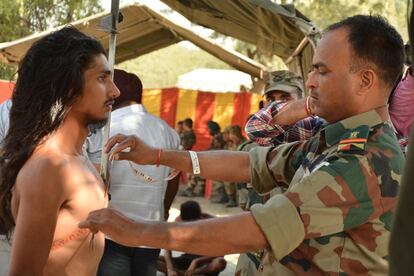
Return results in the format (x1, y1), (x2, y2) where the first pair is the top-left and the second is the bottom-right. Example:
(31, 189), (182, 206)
(160, 0), (320, 82)
(0, 1), (318, 90)
(0, 4), (265, 79)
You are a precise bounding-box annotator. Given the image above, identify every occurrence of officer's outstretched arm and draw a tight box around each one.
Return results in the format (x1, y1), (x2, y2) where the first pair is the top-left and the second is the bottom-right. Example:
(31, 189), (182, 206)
(105, 134), (251, 183)
(79, 209), (268, 256)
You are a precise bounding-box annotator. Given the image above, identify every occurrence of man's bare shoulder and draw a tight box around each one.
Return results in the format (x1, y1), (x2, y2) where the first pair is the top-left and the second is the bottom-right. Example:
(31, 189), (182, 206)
(15, 149), (74, 198)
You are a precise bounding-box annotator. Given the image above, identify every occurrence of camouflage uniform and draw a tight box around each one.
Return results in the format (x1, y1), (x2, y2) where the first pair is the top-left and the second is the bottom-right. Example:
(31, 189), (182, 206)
(180, 130), (196, 150)
(248, 108), (404, 275)
(237, 71), (304, 275)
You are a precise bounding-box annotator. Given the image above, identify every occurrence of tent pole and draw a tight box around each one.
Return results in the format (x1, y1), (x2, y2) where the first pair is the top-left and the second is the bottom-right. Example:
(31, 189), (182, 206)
(100, 0), (120, 184)
(284, 36), (308, 65)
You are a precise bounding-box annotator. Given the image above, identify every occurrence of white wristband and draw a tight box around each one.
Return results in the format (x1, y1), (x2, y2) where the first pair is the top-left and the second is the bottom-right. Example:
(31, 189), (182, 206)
(188, 151), (200, 175)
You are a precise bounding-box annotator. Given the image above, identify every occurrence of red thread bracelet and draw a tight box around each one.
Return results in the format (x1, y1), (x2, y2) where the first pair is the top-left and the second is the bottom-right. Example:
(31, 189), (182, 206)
(156, 148), (162, 167)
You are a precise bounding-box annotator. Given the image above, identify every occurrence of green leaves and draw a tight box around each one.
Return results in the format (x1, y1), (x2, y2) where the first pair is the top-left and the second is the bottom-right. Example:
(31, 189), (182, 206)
(0, 0), (102, 80)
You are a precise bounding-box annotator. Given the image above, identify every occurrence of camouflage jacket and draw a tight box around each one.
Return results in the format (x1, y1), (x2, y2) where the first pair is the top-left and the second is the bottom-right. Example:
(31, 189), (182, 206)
(180, 130), (196, 150)
(248, 108), (404, 275)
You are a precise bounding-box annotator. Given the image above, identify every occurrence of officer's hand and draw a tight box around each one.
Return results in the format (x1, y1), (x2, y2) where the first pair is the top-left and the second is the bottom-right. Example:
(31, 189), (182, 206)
(184, 260), (198, 276)
(78, 208), (143, 247)
(105, 134), (157, 165)
(167, 268), (178, 276)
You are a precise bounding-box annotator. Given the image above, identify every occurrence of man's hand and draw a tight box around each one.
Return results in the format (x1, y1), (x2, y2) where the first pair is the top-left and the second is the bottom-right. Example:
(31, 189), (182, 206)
(167, 268), (179, 276)
(184, 259), (198, 276)
(78, 208), (141, 247)
(105, 134), (157, 165)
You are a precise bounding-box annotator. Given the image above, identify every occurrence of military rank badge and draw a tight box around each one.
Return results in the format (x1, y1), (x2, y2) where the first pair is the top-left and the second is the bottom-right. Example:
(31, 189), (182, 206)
(338, 126), (369, 154)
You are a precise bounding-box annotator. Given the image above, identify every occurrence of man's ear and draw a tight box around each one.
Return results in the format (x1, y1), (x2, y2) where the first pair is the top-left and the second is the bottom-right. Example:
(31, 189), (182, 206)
(357, 69), (375, 95)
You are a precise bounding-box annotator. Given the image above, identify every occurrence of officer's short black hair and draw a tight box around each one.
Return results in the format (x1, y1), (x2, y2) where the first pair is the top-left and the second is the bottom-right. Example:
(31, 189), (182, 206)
(326, 15), (404, 90)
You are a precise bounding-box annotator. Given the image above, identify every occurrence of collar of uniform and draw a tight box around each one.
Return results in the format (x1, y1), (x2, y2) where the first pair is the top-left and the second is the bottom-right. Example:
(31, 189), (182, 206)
(111, 103), (147, 117)
(323, 108), (386, 147)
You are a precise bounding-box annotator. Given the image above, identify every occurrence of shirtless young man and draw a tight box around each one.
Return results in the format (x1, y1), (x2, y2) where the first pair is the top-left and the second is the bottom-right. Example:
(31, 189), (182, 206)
(0, 26), (119, 275)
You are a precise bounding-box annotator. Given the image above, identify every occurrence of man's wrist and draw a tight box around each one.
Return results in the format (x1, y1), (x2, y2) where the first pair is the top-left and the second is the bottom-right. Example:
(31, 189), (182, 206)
(150, 147), (160, 165)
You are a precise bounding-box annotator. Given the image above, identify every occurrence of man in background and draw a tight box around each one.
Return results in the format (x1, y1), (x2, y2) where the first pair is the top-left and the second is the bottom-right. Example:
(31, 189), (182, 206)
(262, 70), (303, 106)
(158, 200), (227, 276)
(97, 69), (180, 276)
(180, 118), (196, 150)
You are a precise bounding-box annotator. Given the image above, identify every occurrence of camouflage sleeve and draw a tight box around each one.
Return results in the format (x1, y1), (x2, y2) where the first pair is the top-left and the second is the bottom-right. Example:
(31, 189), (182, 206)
(285, 154), (380, 238)
(251, 154), (383, 260)
(248, 141), (308, 194)
(251, 194), (305, 260)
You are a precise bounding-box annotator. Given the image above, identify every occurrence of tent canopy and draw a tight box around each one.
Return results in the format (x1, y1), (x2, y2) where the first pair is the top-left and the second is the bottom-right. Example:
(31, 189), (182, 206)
(177, 68), (253, 92)
(0, 4), (265, 78)
(160, 0), (320, 78)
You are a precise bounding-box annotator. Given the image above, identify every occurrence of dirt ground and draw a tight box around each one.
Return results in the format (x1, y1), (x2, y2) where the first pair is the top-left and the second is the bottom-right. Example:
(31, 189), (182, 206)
(161, 185), (244, 276)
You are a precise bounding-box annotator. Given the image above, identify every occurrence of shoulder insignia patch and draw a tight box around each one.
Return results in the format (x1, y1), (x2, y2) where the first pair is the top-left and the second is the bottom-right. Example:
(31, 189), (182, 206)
(338, 125), (370, 154)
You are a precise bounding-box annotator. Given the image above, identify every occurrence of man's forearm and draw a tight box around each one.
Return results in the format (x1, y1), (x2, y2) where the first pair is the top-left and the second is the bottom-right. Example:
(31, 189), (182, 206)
(271, 98), (308, 126)
(138, 212), (268, 256)
(160, 150), (251, 183)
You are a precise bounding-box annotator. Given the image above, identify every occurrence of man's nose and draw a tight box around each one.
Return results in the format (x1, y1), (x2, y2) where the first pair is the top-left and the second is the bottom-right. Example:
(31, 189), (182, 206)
(110, 80), (120, 98)
(306, 71), (317, 89)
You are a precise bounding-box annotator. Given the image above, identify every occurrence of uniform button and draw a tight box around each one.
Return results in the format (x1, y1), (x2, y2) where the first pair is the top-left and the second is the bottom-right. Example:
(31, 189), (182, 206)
(259, 264), (264, 272)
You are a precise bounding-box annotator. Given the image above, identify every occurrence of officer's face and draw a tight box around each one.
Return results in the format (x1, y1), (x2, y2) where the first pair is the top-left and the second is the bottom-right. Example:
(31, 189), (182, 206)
(306, 28), (362, 123)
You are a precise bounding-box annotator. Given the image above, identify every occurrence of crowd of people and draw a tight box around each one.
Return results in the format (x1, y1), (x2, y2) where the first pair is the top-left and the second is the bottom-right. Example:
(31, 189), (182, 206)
(0, 10), (414, 276)
(175, 118), (249, 208)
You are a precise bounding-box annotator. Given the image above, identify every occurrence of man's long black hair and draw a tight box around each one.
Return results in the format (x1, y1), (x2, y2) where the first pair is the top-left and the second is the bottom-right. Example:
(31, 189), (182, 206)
(0, 26), (106, 238)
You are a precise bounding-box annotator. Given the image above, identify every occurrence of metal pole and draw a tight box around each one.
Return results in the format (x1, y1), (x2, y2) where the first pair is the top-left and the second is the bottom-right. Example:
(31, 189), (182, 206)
(100, 0), (119, 184)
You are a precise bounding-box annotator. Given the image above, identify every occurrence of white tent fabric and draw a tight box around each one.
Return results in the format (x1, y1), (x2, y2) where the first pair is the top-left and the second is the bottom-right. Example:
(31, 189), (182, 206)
(177, 68), (252, 93)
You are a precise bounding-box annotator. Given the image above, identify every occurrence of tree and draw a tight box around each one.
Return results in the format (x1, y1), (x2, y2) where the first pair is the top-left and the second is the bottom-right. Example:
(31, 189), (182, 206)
(0, 0), (102, 80)
(294, 0), (408, 41)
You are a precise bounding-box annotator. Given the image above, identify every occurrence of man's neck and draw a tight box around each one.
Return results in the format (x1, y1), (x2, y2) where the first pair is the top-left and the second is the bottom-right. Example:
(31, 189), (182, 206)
(46, 115), (89, 156)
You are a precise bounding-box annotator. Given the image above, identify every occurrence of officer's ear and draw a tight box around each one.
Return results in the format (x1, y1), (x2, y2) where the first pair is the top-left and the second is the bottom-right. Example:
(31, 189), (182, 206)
(357, 69), (375, 95)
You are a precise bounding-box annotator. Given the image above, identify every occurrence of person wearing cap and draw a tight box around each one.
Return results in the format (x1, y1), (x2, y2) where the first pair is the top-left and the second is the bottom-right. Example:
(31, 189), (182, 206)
(245, 70), (325, 147)
(97, 69), (180, 276)
(262, 70), (304, 106)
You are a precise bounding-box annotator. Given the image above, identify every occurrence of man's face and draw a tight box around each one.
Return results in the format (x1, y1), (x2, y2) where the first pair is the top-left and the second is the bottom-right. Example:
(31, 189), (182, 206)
(183, 124), (191, 132)
(229, 133), (243, 145)
(306, 28), (362, 123)
(71, 54), (120, 127)
(265, 90), (297, 106)
(176, 123), (183, 133)
(222, 131), (230, 142)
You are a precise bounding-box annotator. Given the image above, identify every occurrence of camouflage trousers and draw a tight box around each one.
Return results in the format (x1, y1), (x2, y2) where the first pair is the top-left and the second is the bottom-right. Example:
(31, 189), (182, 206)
(187, 175), (206, 195)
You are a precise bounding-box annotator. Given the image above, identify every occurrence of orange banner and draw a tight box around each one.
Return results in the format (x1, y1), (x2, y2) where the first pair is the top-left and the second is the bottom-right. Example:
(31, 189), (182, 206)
(0, 82), (262, 150)
(143, 88), (262, 150)
(0, 80), (14, 103)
